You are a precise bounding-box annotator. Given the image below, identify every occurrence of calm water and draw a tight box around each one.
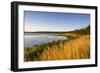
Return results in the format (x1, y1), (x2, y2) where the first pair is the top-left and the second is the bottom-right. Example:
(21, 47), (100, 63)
(24, 33), (67, 48)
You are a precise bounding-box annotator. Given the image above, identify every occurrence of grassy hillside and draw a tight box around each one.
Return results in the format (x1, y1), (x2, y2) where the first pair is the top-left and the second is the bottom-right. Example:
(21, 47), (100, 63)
(24, 25), (90, 62)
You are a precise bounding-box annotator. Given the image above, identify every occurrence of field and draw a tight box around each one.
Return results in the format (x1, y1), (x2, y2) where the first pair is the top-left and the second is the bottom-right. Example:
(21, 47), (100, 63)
(24, 32), (90, 61)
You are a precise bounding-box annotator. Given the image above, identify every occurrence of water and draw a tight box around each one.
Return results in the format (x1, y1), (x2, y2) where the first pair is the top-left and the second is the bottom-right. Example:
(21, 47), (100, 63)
(24, 33), (67, 48)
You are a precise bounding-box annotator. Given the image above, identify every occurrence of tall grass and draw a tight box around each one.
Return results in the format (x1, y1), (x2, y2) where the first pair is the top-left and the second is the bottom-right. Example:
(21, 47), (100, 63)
(39, 35), (90, 60)
(24, 35), (90, 61)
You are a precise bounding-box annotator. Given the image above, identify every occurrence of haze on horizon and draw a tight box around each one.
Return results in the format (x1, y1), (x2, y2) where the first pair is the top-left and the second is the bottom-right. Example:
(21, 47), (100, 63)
(24, 11), (90, 32)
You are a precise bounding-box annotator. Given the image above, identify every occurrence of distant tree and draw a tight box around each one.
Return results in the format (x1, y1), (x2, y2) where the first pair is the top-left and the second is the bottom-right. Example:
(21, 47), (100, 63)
(70, 25), (90, 35)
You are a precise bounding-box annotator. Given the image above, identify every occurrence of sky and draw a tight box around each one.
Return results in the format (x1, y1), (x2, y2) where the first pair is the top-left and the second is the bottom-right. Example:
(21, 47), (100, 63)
(24, 11), (90, 32)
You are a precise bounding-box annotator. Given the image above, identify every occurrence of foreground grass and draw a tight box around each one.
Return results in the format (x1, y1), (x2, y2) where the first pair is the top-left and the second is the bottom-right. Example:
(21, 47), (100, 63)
(40, 35), (90, 60)
(24, 35), (90, 62)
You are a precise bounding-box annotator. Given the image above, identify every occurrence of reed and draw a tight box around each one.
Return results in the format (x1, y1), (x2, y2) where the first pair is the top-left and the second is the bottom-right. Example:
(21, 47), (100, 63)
(39, 35), (90, 60)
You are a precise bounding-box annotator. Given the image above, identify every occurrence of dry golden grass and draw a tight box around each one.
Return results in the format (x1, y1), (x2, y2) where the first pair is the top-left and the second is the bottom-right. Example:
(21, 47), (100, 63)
(39, 35), (90, 60)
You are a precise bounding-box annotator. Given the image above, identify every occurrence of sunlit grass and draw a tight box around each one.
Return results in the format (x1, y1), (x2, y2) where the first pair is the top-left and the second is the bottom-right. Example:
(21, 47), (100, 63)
(40, 35), (90, 60)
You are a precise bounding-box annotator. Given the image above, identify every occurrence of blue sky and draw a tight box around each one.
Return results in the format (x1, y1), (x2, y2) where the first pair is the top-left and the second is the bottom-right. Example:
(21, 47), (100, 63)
(24, 11), (90, 32)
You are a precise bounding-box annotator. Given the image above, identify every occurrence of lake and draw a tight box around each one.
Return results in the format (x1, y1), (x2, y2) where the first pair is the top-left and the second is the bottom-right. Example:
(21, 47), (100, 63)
(24, 33), (67, 48)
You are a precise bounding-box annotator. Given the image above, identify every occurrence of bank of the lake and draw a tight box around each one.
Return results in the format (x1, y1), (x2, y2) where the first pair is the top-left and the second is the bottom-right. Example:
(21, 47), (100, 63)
(24, 33), (68, 48)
